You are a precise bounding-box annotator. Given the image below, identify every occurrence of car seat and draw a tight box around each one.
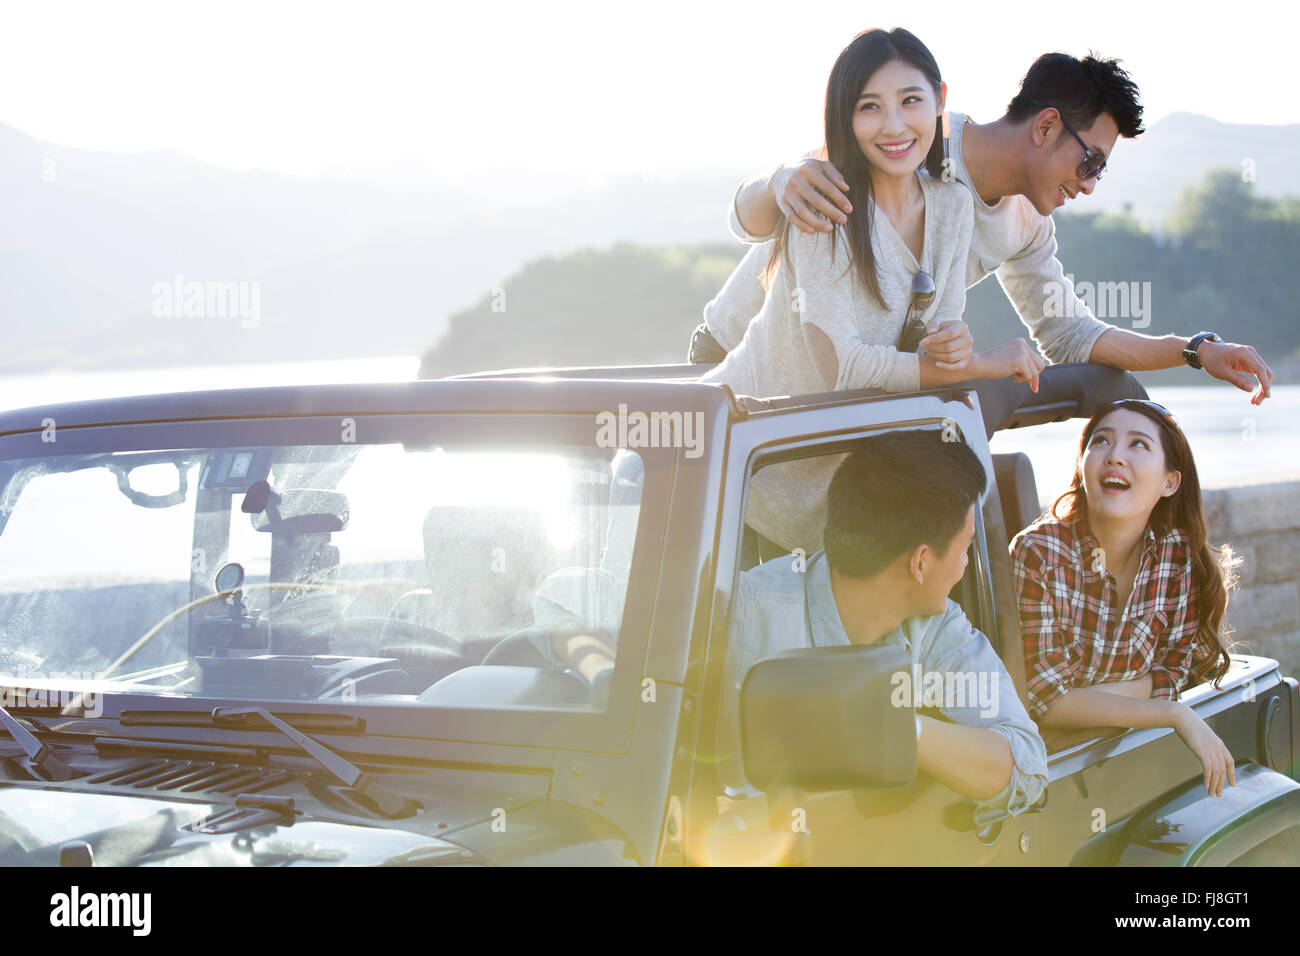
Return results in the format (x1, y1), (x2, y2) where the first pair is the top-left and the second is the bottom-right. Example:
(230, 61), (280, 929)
(991, 453), (1045, 539)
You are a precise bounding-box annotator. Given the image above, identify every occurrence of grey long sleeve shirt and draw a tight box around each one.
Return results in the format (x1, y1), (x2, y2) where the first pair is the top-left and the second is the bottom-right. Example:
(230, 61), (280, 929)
(708, 112), (1112, 366)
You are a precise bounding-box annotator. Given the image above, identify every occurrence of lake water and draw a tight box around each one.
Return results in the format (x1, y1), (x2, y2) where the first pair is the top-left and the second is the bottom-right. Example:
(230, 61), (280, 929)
(990, 384), (1300, 504)
(1, 358), (1297, 503)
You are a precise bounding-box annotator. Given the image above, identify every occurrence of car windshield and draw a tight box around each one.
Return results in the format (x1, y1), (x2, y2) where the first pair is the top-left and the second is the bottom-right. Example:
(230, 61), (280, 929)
(0, 433), (645, 720)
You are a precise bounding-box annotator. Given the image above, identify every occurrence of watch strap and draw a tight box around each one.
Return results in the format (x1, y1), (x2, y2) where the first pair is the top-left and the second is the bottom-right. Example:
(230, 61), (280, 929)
(1183, 331), (1221, 370)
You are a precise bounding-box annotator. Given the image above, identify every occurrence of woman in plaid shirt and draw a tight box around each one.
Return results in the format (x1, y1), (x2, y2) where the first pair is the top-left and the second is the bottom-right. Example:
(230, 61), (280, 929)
(1010, 399), (1241, 797)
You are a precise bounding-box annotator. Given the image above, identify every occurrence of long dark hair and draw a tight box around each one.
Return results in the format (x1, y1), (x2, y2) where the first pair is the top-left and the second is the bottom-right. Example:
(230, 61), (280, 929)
(764, 27), (945, 308)
(1050, 400), (1241, 687)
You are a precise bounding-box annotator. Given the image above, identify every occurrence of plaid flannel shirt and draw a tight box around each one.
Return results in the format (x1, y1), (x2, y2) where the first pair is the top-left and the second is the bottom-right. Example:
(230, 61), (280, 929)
(1010, 513), (1197, 721)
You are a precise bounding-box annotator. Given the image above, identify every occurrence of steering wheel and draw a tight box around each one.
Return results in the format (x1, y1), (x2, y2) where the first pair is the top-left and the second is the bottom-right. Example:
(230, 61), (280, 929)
(480, 623), (614, 708)
(481, 628), (554, 667)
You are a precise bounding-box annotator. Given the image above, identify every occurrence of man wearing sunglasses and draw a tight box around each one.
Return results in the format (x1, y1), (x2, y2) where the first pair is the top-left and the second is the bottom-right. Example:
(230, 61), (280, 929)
(690, 52), (1273, 405)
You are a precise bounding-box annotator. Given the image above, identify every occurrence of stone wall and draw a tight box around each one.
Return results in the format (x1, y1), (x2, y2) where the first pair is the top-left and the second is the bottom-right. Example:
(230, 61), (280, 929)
(1204, 480), (1300, 678)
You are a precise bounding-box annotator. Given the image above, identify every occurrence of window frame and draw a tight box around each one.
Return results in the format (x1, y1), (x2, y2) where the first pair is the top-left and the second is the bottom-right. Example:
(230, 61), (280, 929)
(691, 393), (999, 803)
(0, 411), (675, 754)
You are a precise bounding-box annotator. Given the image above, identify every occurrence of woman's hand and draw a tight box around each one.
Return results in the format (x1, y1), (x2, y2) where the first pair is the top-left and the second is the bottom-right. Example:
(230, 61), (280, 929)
(1172, 704), (1236, 797)
(972, 339), (1046, 392)
(771, 157), (852, 234)
(920, 319), (973, 370)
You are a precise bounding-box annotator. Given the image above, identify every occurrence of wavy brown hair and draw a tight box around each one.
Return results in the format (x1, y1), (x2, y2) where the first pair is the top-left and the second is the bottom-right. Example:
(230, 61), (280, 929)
(1050, 400), (1241, 687)
(763, 27), (945, 306)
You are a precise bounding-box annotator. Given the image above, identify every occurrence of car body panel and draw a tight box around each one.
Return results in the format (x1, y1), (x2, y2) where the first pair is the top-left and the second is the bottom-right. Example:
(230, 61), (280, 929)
(0, 367), (1294, 866)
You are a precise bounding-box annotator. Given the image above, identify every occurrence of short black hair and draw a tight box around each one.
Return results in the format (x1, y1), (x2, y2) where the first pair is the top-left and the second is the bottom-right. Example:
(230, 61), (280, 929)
(1005, 52), (1144, 138)
(824, 430), (986, 579)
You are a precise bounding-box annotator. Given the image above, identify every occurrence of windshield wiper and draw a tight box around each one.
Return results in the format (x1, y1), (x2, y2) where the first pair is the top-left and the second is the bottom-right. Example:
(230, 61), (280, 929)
(120, 710), (364, 733)
(208, 706), (414, 818)
(0, 704), (77, 781)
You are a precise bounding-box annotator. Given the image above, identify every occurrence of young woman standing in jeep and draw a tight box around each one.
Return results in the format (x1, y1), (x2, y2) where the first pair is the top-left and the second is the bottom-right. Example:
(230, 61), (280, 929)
(1011, 399), (1240, 797)
(701, 27), (1042, 553)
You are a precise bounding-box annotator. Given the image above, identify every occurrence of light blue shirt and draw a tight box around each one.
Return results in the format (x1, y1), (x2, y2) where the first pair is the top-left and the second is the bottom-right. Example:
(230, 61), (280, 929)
(718, 550), (1048, 821)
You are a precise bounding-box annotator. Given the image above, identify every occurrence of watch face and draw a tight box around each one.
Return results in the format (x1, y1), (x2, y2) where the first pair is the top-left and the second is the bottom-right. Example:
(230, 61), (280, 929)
(214, 562), (245, 593)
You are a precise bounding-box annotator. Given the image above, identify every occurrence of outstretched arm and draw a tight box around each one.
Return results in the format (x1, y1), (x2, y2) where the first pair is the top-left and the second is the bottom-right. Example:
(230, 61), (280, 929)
(1089, 329), (1272, 405)
(997, 215), (1272, 404)
(1038, 684), (1236, 797)
(1038, 685), (1177, 730)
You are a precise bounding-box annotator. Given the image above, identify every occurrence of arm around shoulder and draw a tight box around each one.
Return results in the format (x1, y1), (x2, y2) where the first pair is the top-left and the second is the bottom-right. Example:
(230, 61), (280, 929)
(731, 175), (783, 243)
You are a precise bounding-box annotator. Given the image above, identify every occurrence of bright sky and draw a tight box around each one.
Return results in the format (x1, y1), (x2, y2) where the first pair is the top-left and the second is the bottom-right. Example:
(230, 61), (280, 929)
(2, 0), (1296, 179)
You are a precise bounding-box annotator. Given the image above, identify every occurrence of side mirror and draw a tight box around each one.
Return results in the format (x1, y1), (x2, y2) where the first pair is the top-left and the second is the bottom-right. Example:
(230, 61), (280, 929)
(740, 644), (917, 792)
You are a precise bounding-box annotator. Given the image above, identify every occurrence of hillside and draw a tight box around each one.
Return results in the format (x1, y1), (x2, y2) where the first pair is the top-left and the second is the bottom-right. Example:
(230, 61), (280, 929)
(417, 244), (746, 376)
(3, 112), (1299, 373)
(418, 169), (1300, 383)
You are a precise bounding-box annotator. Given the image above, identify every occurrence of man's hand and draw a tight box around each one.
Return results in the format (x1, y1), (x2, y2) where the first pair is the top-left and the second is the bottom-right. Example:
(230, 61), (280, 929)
(919, 319), (973, 370)
(972, 339), (1045, 393)
(772, 157), (853, 235)
(1197, 340), (1273, 405)
(549, 630), (615, 687)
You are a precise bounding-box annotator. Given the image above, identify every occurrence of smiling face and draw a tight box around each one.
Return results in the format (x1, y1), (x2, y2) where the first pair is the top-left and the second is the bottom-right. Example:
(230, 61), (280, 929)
(852, 58), (944, 181)
(1080, 408), (1181, 525)
(1027, 109), (1119, 215)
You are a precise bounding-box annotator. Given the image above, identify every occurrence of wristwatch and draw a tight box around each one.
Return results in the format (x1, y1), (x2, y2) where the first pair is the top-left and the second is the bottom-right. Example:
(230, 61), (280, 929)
(1183, 331), (1222, 370)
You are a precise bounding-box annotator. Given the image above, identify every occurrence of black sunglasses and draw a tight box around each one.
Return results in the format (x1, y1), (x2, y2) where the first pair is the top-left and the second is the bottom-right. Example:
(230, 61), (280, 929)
(1032, 100), (1107, 182)
(897, 270), (935, 353)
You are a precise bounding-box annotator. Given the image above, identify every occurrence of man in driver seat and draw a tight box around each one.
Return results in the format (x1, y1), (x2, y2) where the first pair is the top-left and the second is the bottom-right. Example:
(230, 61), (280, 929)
(718, 430), (1047, 820)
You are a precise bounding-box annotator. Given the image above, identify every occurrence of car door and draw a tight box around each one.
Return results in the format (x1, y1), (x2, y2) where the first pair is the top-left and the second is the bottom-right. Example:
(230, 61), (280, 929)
(687, 390), (1035, 865)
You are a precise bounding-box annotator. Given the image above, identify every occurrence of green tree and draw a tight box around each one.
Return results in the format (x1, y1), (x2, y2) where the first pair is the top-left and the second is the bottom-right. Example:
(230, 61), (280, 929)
(417, 169), (1300, 379)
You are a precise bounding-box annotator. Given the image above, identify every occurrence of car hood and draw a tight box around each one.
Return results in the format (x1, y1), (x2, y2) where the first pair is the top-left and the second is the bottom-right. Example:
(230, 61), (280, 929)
(0, 787), (481, 866)
(0, 786), (638, 866)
